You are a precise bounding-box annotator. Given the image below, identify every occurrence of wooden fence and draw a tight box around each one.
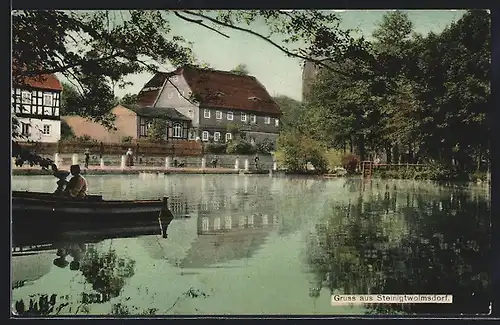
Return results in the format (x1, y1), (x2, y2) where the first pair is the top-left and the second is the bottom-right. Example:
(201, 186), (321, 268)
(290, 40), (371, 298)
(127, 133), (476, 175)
(361, 161), (428, 178)
(17, 140), (203, 157)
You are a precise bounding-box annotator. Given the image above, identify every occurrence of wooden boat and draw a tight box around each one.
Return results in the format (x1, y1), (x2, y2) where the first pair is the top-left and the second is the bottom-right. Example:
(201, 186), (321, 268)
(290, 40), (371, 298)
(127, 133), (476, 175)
(12, 221), (174, 255)
(11, 191), (173, 237)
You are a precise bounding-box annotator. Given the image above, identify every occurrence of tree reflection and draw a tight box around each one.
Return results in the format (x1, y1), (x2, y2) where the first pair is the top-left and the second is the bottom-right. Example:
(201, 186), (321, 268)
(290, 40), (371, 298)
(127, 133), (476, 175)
(14, 244), (136, 316)
(306, 184), (491, 314)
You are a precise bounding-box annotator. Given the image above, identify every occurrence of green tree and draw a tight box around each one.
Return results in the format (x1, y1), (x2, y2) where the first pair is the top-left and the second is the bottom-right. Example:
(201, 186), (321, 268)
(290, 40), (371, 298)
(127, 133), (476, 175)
(12, 10), (369, 166)
(272, 95), (306, 132)
(119, 93), (139, 107)
(147, 119), (167, 141)
(60, 82), (81, 116)
(307, 185), (491, 314)
(230, 63), (250, 75)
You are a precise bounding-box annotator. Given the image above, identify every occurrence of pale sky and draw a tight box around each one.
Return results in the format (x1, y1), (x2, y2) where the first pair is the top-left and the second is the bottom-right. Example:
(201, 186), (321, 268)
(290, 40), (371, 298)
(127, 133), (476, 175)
(71, 10), (469, 102)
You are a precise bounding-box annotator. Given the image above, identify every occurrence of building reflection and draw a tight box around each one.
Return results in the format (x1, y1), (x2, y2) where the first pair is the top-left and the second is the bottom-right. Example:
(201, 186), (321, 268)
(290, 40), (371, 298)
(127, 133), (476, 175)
(140, 175), (280, 268)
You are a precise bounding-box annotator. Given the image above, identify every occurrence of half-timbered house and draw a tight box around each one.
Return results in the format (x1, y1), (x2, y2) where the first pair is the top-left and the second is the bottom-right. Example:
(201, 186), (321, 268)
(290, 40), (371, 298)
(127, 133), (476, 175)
(12, 74), (62, 143)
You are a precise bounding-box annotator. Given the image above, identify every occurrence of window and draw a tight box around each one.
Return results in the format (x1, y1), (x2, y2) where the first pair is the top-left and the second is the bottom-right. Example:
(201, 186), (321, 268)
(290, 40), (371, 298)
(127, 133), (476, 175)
(43, 93), (53, 106)
(201, 217), (209, 232)
(275, 118), (279, 127)
(204, 109), (210, 119)
(202, 131), (209, 141)
(188, 129), (196, 140)
(42, 124), (51, 135)
(172, 123), (183, 138)
(21, 91), (31, 104)
(43, 107), (51, 115)
(214, 132), (221, 142)
(216, 110), (222, 119)
(264, 116), (271, 124)
(224, 216), (232, 229)
(241, 113), (247, 122)
(250, 114), (257, 124)
(227, 111), (234, 121)
(21, 123), (30, 136)
(214, 217), (221, 231)
(225, 133), (232, 142)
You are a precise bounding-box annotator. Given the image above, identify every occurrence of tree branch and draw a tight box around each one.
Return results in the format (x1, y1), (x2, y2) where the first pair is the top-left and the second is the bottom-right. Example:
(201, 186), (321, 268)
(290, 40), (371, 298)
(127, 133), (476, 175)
(174, 11), (230, 38)
(181, 10), (353, 78)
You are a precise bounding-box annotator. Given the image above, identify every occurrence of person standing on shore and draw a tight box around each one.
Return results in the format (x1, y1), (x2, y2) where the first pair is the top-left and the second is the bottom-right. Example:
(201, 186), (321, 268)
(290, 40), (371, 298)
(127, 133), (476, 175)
(84, 148), (90, 169)
(126, 148), (134, 167)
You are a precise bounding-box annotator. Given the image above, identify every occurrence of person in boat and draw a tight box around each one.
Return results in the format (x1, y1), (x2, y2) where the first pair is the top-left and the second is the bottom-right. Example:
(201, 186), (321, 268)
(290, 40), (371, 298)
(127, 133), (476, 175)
(50, 164), (70, 195)
(63, 164), (88, 198)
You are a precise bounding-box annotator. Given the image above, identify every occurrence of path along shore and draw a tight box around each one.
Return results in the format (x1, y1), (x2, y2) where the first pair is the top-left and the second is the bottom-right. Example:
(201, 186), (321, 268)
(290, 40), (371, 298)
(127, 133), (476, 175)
(11, 165), (272, 176)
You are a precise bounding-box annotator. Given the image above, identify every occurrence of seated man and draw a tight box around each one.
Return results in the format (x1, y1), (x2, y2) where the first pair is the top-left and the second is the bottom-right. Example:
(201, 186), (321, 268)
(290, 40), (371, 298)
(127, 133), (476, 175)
(64, 164), (88, 198)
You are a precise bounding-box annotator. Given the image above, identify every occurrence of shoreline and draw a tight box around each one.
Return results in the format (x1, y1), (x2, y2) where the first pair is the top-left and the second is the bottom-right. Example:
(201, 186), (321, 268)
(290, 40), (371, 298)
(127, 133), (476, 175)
(11, 166), (275, 176)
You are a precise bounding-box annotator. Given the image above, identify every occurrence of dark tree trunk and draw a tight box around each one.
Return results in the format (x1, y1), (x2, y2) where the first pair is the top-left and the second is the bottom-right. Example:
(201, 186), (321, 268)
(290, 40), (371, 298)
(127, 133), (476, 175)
(408, 141), (414, 164)
(385, 144), (392, 164)
(392, 144), (400, 164)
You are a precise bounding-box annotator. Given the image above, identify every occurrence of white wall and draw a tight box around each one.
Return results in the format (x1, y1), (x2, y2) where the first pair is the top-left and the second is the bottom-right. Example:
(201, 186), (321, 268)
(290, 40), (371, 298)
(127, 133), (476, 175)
(155, 74), (200, 126)
(15, 118), (61, 143)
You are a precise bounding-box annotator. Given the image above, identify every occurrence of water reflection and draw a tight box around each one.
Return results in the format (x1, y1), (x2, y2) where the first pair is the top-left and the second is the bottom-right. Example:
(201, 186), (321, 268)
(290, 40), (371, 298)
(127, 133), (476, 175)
(306, 179), (491, 315)
(11, 175), (491, 315)
(12, 222), (167, 316)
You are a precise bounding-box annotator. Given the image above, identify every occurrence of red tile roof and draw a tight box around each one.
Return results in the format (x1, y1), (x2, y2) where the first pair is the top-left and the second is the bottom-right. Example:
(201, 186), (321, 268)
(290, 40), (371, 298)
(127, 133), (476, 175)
(15, 74), (62, 91)
(136, 66), (282, 116)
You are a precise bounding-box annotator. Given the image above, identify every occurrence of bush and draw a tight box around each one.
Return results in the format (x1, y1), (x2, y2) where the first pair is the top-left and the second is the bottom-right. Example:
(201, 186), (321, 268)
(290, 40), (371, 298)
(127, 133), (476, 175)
(275, 132), (328, 173)
(257, 138), (275, 154)
(60, 120), (75, 140)
(205, 142), (227, 154)
(64, 134), (97, 143)
(341, 154), (360, 174)
(121, 136), (133, 143)
(324, 149), (343, 172)
(226, 139), (256, 155)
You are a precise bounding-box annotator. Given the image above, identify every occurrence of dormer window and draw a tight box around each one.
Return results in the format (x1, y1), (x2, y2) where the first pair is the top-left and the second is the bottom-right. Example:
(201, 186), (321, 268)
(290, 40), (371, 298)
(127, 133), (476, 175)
(215, 91), (225, 97)
(248, 96), (260, 101)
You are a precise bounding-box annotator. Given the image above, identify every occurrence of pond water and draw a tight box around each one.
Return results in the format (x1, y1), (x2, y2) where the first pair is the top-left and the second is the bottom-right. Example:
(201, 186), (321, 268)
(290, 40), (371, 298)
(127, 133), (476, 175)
(11, 174), (492, 316)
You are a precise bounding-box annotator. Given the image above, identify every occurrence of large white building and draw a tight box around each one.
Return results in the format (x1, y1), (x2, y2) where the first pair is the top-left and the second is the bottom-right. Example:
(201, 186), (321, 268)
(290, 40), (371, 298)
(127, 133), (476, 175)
(12, 73), (62, 143)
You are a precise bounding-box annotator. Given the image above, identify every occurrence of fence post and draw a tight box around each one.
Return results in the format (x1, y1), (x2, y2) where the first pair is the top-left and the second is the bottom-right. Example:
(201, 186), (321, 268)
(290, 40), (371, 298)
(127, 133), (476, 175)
(99, 142), (104, 159)
(54, 153), (60, 168)
(100, 158), (105, 169)
(273, 161), (277, 171)
(165, 157), (171, 170)
(72, 153), (79, 166)
(234, 158), (239, 170)
(120, 156), (126, 170)
(244, 159), (249, 171)
(201, 157), (206, 169)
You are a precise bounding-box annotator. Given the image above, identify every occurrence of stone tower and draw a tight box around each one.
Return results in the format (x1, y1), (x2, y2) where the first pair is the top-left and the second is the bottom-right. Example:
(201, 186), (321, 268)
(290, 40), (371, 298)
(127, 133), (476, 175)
(301, 60), (321, 102)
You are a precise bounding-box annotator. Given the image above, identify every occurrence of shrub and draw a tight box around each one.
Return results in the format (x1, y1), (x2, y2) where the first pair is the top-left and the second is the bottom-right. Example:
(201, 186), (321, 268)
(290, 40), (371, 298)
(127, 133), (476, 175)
(205, 142), (227, 154)
(226, 139), (256, 155)
(121, 136), (133, 143)
(324, 149), (343, 172)
(60, 120), (75, 140)
(257, 138), (275, 154)
(275, 132), (328, 173)
(341, 154), (360, 174)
